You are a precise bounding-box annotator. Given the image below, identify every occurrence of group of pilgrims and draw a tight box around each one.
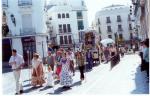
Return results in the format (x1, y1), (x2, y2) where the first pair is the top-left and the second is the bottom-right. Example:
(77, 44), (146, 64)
(9, 40), (149, 95)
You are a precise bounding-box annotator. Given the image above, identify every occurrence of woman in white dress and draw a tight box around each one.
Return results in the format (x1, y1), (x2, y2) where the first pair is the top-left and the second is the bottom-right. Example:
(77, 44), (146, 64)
(60, 52), (73, 89)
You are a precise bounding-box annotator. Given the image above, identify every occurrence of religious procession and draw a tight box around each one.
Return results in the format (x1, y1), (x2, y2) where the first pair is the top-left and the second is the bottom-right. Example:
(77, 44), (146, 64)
(7, 29), (133, 95)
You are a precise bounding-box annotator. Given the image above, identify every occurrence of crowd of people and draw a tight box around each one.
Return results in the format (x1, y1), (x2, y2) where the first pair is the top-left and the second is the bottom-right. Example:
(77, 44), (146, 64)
(100, 44), (122, 69)
(8, 39), (149, 94)
(9, 48), (86, 94)
(139, 38), (149, 79)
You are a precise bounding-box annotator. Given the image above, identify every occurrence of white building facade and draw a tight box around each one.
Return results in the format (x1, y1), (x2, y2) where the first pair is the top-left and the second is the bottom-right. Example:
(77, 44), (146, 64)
(95, 5), (134, 45)
(45, 0), (88, 49)
(131, 0), (149, 41)
(2, 0), (48, 62)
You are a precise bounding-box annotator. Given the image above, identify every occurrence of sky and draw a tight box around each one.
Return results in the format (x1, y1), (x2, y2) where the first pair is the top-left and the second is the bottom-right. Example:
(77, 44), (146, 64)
(84, 0), (132, 26)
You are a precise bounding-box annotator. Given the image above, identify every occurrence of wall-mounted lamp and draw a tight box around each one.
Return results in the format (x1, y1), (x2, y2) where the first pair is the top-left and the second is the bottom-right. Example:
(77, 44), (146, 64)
(10, 14), (16, 26)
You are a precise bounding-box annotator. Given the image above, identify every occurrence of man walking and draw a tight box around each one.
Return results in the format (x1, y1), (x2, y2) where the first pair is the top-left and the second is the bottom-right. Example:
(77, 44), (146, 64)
(9, 49), (24, 95)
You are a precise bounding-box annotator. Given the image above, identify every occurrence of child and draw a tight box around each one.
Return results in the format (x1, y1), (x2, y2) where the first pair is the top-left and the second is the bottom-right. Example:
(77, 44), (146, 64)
(47, 65), (54, 87)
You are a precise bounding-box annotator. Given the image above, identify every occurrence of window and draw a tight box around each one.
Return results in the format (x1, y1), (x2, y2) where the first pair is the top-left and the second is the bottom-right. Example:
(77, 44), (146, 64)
(99, 35), (102, 41)
(129, 24), (132, 30)
(77, 11), (83, 19)
(22, 14), (32, 34)
(63, 24), (67, 33)
(78, 20), (84, 30)
(117, 15), (121, 22)
(128, 15), (131, 21)
(98, 18), (100, 24)
(119, 34), (123, 39)
(118, 25), (123, 31)
(2, 0), (8, 7)
(67, 24), (71, 32)
(108, 35), (112, 38)
(62, 13), (65, 18)
(68, 35), (72, 44)
(66, 13), (69, 18)
(107, 26), (112, 32)
(49, 17), (52, 20)
(82, 1), (85, 6)
(60, 36), (64, 44)
(130, 33), (133, 39)
(59, 24), (62, 33)
(99, 27), (101, 33)
(106, 17), (111, 23)
(64, 36), (68, 44)
(58, 14), (61, 19)
(2, 11), (6, 24)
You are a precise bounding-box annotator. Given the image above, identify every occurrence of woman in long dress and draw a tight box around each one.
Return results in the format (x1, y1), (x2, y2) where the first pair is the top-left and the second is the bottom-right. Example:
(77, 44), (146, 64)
(59, 52), (73, 88)
(31, 53), (45, 87)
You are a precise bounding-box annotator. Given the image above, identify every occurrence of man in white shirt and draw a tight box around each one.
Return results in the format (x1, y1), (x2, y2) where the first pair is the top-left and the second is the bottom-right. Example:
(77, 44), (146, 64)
(9, 49), (24, 95)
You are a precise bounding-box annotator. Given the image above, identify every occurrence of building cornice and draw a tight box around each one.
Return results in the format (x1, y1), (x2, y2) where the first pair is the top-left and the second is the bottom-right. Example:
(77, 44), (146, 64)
(2, 33), (49, 39)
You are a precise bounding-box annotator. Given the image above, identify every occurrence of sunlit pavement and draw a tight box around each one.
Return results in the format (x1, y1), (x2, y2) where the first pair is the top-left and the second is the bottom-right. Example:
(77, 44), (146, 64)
(2, 53), (149, 95)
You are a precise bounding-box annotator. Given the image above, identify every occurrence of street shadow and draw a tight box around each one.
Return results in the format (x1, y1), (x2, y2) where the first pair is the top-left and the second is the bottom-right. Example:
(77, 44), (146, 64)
(49, 87), (72, 95)
(93, 61), (100, 67)
(23, 79), (31, 83)
(23, 83), (31, 87)
(2, 67), (12, 73)
(40, 86), (53, 91)
(23, 86), (42, 93)
(131, 65), (149, 94)
(84, 64), (92, 72)
(71, 81), (81, 87)
(54, 80), (60, 85)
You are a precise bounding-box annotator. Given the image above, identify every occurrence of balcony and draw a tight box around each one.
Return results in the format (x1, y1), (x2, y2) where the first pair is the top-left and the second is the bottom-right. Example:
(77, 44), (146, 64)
(106, 20), (111, 23)
(128, 18), (131, 21)
(77, 16), (83, 19)
(59, 29), (63, 33)
(18, 0), (32, 7)
(20, 28), (36, 36)
(107, 30), (112, 33)
(129, 27), (132, 30)
(78, 26), (84, 30)
(2, 0), (8, 8)
(117, 19), (122, 22)
(118, 28), (123, 32)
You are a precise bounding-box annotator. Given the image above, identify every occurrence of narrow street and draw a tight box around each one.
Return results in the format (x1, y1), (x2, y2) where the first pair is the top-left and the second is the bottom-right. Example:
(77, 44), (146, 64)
(2, 53), (149, 95)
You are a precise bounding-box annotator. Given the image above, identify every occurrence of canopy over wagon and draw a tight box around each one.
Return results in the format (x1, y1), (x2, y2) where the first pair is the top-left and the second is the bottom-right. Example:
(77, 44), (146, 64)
(100, 38), (115, 47)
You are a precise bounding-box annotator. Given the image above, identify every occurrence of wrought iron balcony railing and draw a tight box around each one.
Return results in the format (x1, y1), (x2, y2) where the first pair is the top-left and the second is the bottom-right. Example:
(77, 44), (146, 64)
(2, 0), (8, 8)
(20, 28), (36, 36)
(18, 0), (32, 6)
